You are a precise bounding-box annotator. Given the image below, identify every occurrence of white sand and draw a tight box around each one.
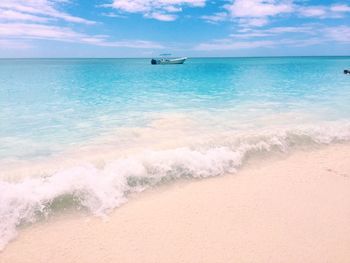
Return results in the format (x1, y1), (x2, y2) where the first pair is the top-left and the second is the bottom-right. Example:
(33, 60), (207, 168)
(1, 144), (350, 263)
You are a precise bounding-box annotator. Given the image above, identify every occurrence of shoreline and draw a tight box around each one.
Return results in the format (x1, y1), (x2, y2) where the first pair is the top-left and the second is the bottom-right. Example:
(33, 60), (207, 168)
(1, 143), (350, 263)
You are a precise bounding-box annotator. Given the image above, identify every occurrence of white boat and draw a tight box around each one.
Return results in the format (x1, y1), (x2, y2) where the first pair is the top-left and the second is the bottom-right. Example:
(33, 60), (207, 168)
(151, 54), (187, 65)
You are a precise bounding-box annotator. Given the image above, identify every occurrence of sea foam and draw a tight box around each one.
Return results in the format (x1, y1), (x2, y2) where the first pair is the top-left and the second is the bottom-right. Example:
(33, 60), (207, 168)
(1, 122), (350, 250)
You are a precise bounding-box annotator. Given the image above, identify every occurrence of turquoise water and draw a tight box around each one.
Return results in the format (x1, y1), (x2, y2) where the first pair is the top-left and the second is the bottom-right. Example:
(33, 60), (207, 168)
(1, 57), (350, 248)
(1, 57), (350, 159)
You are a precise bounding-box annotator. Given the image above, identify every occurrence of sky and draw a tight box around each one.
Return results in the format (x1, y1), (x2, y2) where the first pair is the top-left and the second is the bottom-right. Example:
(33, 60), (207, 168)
(0, 0), (349, 57)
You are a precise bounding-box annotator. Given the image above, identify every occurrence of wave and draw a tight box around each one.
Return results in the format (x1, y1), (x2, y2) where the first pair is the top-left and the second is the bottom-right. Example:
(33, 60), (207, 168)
(1, 123), (350, 250)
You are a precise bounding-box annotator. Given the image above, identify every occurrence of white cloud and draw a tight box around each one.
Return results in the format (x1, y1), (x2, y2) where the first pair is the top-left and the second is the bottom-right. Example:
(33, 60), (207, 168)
(163, 6), (182, 13)
(201, 12), (228, 23)
(194, 37), (325, 51)
(331, 4), (350, 13)
(324, 25), (350, 42)
(0, 39), (31, 49)
(97, 40), (164, 49)
(202, 0), (293, 27)
(225, 0), (293, 18)
(104, 0), (206, 21)
(145, 12), (177, 21)
(0, 0), (95, 24)
(101, 12), (127, 18)
(0, 1), (164, 50)
(298, 4), (350, 18)
(202, 1), (350, 27)
(298, 6), (327, 17)
(0, 9), (49, 22)
(238, 17), (269, 27)
(195, 39), (276, 50)
(0, 23), (80, 40)
(0, 23), (164, 49)
(230, 26), (314, 38)
(195, 24), (350, 51)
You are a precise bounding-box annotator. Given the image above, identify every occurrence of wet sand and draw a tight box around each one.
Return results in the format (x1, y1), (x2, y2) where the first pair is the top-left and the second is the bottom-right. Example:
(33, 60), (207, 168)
(1, 144), (350, 263)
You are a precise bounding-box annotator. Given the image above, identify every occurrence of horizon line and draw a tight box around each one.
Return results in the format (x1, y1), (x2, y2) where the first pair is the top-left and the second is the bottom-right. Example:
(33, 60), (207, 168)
(1, 55), (350, 59)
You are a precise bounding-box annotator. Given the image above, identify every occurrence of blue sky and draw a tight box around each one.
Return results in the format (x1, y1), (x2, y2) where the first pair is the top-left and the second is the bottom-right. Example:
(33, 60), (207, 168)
(0, 0), (349, 57)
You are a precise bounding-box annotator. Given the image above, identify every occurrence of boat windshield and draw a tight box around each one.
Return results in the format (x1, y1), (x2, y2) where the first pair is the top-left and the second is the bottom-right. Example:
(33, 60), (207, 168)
(159, 54), (172, 58)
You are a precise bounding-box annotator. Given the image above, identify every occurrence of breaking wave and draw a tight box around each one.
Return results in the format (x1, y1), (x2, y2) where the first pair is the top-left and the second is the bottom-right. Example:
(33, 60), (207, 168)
(1, 123), (350, 250)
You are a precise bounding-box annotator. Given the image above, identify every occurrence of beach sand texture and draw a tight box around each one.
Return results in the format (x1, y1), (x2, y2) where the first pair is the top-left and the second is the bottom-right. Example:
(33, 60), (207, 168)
(1, 144), (349, 263)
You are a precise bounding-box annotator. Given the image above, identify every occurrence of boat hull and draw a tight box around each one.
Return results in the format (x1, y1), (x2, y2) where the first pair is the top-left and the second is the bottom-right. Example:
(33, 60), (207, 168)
(151, 57), (187, 65)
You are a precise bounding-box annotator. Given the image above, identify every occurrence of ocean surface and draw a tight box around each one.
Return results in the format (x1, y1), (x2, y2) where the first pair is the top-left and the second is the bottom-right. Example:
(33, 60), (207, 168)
(1, 57), (350, 249)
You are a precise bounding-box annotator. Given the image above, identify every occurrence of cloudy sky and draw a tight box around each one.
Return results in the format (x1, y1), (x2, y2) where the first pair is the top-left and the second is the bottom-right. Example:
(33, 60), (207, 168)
(0, 0), (349, 57)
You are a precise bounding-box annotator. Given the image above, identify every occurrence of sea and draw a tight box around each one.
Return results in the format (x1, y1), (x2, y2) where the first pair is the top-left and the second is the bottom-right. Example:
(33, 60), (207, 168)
(1, 57), (350, 249)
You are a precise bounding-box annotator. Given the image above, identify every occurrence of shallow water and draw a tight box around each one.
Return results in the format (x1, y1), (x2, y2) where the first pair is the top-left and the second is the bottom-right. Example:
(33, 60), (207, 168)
(1, 57), (350, 249)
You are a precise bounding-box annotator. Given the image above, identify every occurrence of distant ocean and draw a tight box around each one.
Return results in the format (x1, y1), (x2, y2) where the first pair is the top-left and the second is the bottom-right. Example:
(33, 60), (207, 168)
(1, 57), (350, 249)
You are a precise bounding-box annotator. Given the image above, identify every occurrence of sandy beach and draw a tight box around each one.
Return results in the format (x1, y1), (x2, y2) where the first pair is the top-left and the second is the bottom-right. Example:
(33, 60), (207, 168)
(1, 1), (350, 262)
(1, 144), (349, 263)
